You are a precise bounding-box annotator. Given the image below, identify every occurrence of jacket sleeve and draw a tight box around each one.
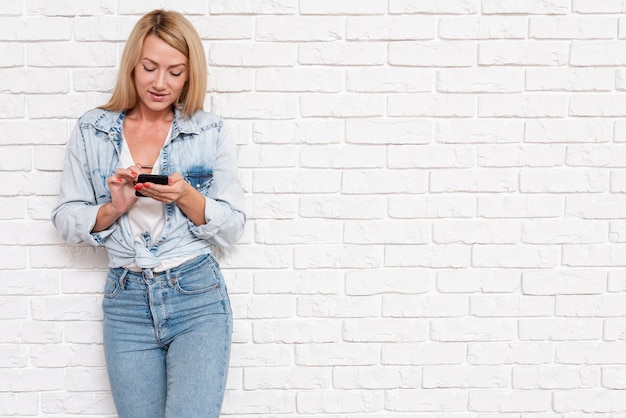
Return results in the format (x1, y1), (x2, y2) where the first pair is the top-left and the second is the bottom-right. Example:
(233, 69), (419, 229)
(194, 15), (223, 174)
(51, 121), (114, 246)
(188, 120), (246, 247)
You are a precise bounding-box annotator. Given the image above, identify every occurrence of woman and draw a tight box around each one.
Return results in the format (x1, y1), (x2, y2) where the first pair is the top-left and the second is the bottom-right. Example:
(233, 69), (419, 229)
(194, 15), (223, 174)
(52, 10), (245, 418)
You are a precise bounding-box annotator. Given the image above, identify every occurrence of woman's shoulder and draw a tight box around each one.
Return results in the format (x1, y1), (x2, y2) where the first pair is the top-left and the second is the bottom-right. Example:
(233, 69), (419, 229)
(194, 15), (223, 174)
(187, 110), (224, 129)
(77, 108), (122, 129)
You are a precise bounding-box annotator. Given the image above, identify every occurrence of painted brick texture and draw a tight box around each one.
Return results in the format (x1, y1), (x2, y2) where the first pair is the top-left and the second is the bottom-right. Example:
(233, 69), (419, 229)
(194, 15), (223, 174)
(2, 0), (626, 416)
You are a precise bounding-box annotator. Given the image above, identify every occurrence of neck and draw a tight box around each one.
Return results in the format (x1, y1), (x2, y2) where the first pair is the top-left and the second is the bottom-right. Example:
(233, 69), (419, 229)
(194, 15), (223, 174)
(126, 104), (174, 123)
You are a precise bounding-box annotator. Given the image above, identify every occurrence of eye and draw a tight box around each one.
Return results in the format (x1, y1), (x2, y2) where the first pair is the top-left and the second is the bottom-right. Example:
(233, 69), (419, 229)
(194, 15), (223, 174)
(142, 64), (156, 72)
(170, 71), (183, 77)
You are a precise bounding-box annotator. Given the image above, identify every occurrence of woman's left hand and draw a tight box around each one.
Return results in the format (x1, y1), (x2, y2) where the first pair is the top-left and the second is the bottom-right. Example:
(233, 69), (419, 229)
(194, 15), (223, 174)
(134, 172), (189, 203)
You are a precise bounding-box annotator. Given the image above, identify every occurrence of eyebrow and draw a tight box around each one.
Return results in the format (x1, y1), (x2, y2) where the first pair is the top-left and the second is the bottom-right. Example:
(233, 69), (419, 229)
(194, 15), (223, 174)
(141, 57), (186, 69)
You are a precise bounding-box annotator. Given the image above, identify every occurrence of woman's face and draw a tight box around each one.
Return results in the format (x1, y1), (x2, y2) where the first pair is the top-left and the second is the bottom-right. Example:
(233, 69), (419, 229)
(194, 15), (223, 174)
(133, 34), (189, 114)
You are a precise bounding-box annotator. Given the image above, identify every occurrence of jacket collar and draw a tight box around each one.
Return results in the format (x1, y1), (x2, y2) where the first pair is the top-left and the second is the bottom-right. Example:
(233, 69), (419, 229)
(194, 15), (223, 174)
(94, 107), (201, 140)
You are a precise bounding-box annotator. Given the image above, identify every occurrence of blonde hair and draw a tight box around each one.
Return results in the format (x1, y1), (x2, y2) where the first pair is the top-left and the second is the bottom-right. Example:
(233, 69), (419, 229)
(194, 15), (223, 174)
(101, 10), (207, 117)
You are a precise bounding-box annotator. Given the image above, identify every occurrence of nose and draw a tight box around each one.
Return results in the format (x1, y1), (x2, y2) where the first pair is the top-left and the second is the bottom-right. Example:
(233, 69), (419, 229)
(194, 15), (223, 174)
(153, 70), (166, 90)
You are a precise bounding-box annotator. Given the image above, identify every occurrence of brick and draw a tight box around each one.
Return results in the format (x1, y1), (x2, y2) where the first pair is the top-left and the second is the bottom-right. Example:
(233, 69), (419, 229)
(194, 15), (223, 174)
(513, 366), (599, 389)
(300, 145), (385, 169)
(530, 17), (617, 39)
(467, 342), (554, 365)
(385, 244), (471, 268)
(389, 41), (475, 67)
(479, 42), (569, 66)
(254, 271), (340, 295)
(256, 16), (343, 41)
(470, 295), (553, 317)
(212, 93), (298, 120)
(344, 220), (430, 244)
(299, 42), (386, 66)
(298, 296), (380, 318)
(296, 390), (383, 414)
(27, 0), (115, 16)
(346, 16), (435, 40)
(389, 0), (479, 14)
(209, 0), (296, 14)
(437, 269), (521, 293)
(383, 294), (469, 317)
(423, 365), (509, 388)
(553, 389), (626, 413)
(522, 220), (608, 244)
(222, 391), (295, 414)
(433, 220), (520, 244)
(0, 394), (38, 415)
(436, 119), (524, 144)
(244, 366), (331, 390)
(256, 68), (342, 92)
(345, 270), (432, 295)
(430, 169), (518, 193)
(0, 43), (24, 67)
(388, 196), (475, 219)
(295, 343), (380, 366)
(253, 320), (341, 344)
(520, 168), (608, 193)
(301, 94), (385, 118)
(73, 16), (135, 41)
(473, 245), (560, 268)
(527, 68), (614, 92)
(388, 94), (475, 117)
(41, 393), (117, 415)
(526, 119), (612, 143)
(563, 244), (626, 267)
(523, 270), (606, 295)
(382, 343), (466, 365)
(347, 118), (432, 144)
(519, 318), (602, 340)
(570, 94), (626, 117)
(254, 219), (341, 244)
(439, 16), (527, 40)
(602, 366), (626, 388)
(0, 17), (71, 42)
(567, 196), (626, 219)
(209, 43), (296, 67)
(482, 0), (569, 14)
(468, 390), (552, 412)
(477, 144), (565, 167)
(479, 94), (567, 117)
(294, 245), (383, 269)
(300, 0), (387, 15)
(386, 389), (467, 412)
(342, 169), (428, 194)
(346, 68), (433, 93)
(299, 195), (385, 219)
(571, 41), (626, 66)
(334, 366), (420, 389)
(343, 319), (428, 342)
(437, 68), (524, 93)
(430, 318), (516, 342)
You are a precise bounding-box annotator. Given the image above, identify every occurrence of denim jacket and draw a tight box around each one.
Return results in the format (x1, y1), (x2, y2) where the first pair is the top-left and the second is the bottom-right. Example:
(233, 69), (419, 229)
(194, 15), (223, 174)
(52, 107), (246, 269)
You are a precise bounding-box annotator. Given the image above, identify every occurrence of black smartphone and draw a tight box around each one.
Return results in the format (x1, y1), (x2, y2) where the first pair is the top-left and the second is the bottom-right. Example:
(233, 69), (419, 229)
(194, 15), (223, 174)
(135, 174), (168, 197)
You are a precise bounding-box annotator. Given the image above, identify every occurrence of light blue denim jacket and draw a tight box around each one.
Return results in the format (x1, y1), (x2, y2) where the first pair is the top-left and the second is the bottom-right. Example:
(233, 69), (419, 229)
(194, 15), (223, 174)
(52, 108), (246, 268)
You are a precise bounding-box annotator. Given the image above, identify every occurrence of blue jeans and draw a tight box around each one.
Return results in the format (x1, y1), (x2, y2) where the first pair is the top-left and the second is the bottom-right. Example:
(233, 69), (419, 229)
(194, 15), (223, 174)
(102, 254), (232, 418)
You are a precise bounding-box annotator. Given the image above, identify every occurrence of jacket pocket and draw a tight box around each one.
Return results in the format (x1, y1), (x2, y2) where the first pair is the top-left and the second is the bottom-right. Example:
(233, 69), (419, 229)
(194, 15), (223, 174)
(184, 170), (213, 193)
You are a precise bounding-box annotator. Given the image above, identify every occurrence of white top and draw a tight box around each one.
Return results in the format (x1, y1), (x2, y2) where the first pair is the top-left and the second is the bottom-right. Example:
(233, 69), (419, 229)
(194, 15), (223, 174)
(120, 124), (193, 272)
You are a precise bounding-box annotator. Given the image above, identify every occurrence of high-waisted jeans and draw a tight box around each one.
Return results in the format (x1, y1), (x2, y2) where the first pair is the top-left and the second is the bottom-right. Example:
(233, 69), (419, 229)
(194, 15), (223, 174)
(102, 254), (232, 418)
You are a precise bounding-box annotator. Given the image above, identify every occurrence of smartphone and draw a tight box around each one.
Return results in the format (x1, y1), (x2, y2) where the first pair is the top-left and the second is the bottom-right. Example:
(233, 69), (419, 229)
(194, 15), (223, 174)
(135, 174), (168, 197)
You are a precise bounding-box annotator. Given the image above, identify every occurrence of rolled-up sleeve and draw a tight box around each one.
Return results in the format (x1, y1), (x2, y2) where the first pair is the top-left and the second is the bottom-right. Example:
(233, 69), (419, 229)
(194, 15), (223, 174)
(188, 121), (246, 246)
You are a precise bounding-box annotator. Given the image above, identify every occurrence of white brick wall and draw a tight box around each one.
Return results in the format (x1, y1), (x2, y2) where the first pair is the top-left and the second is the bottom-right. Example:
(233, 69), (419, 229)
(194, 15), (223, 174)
(2, 0), (626, 416)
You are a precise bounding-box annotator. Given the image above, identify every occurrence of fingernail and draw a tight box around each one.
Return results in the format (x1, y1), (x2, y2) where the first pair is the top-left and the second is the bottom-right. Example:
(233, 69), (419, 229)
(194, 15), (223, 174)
(131, 171), (137, 177)
(134, 184), (142, 190)
(117, 177), (123, 183)
(143, 183), (150, 188)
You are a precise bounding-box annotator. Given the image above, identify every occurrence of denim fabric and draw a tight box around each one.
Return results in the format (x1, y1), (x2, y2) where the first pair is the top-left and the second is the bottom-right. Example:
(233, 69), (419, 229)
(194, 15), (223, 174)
(102, 254), (232, 418)
(51, 108), (246, 268)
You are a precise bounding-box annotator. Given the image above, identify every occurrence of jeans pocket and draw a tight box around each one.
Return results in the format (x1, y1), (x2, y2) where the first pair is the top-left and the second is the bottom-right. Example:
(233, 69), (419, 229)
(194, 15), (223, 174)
(103, 277), (121, 299)
(172, 267), (220, 296)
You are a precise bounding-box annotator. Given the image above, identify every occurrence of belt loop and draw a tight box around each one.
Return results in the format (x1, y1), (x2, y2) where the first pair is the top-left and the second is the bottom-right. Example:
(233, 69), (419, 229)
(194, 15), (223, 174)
(120, 269), (129, 290)
(142, 268), (154, 280)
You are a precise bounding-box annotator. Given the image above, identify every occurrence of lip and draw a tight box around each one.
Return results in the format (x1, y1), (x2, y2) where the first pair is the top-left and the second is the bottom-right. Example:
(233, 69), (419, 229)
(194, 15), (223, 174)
(148, 91), (169, 101)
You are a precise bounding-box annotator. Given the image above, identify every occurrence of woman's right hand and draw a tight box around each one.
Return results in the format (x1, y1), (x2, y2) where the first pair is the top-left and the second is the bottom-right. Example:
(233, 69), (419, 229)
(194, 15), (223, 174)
(107, 165), (142, 216)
